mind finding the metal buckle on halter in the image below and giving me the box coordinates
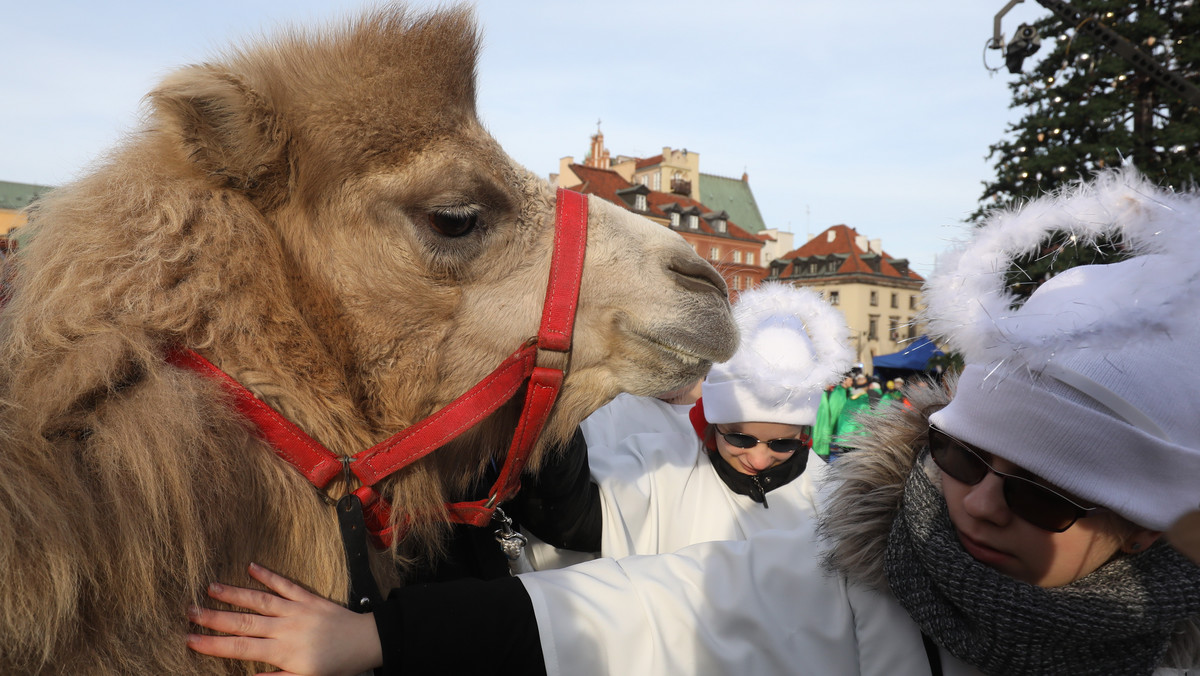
[491,506,527,561]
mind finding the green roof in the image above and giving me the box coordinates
[0,180,54,211]
[698,172,766,233]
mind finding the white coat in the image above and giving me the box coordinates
[518,393,823,570]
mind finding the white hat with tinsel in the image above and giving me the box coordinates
[925,166,1200,532]
[701,282,853,426]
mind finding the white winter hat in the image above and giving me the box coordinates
[925,167,1200,532]
[702,282,852,426]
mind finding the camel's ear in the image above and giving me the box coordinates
[150,66,290,205]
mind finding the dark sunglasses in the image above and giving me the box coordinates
[717,429,810,455]
[928,425,1097,533]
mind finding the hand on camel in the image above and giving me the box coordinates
[186,563,382,676]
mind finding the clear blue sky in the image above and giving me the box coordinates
[3,0,1055,275]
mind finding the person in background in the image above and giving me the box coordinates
[810,376,849,460]
[881,377,909,408]
[519,282,852,568]
[185,168,1200,675]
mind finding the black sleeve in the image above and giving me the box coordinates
[373,576,546,676]
[507,426,602,552]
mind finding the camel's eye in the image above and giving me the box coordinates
[426,209,479,237]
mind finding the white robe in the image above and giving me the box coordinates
[518,392,823,569]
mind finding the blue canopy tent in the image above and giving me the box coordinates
[873,335,942,380]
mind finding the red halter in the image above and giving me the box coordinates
[169,188,588,548]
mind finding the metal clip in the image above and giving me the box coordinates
[491,506,527,561]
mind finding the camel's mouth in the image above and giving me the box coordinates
[632,328,714,368]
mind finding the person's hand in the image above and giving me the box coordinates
[186,563,382,676]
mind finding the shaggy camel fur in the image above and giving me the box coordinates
[0,6,736,673]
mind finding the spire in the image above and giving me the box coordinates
[585,121,611,169]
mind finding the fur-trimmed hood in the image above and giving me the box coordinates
[817,376,1200,669]
[818,377,945,590]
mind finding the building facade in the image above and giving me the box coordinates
[555,132,768,299]
[768,224,925,372]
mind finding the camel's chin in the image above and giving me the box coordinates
[618,333,715,392]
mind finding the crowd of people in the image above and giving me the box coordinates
[185,167,1200,675]
[812,369,920,460]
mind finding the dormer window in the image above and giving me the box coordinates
[616,184,651,213]
[670,211,680,227]
[688,214,699,229]
[703,210,730,234]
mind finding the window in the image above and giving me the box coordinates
[828,290,840,306]
[870,291,879,306]
[910,295,918,310]
[716,219,727,233]
[732,250,742,264]
[868,315,879,341]
[733,275,742,290]
[890,293,899,309]
[670,212,680,227]
[652,173,661,191]
[688,214,699,229]
[889,316,900,342]
[634,194,647,211]
[747,252,755,265]
[907,321,917,340]
[709,246,721,261]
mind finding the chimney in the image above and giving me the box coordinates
[855,235,868,252]
[870,238,882,253]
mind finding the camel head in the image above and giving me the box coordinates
[143,6,736,541]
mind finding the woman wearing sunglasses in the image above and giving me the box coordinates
[516,281,853,569]
[187,169,1200,675]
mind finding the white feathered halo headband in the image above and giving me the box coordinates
[922,166,1200,373]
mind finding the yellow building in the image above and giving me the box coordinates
[768,224,926,372]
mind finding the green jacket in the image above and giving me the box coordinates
[834,391,873,450]
[811,387,847,457]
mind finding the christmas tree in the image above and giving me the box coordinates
[979,0,1199,300]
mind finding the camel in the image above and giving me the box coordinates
[0,5,736,673]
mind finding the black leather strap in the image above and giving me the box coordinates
[338,494,384,613]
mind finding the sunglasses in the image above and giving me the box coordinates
[717,429,810,455]
[927,425,1097,533]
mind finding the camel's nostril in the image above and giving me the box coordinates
[668,254,728,299]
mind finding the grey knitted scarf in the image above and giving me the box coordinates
[885,459,1200,675]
